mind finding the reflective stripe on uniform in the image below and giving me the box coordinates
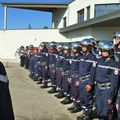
[0,75,8,83]
[70,59,79,62]
[80,59,95,63]
[98,65,120,71]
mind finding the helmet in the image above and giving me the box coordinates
[114,32,120,38]
[39,42,46,47]
[29,45,34,48]
[81,39,92,46]
[20,46,24,49]
[63,44,70,50]
[89,38,96,44]
[71,42,80,49]
[49,41,56,48]
[99,40,114,51]
[57,44,63,49]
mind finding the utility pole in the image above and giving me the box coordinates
[4,6,7,31]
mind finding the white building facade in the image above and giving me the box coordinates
[1,0,120,59]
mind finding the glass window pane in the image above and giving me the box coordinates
[95,4,120,17]
[78,9,84,23]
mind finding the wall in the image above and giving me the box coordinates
[61,26,120,42]
[66,27,92,41]
[53,9,67,28]
[0,29,68,59]
[91,26,120,40]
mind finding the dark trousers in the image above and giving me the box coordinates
[20,55,25,67]
[0,81,14,120]
[95,89,113,119]
[55,69,63,89]
[49,67,56,87]
[42,65,48,82]
[79,82,93,109]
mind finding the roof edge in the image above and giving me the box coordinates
[1,2,69,6]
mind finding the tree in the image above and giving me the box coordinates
[43,26,48,29]
[28,24,32,29]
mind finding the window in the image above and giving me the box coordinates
[95,4,120,17]
[87,6,90,20]
[78,9,84,23]
[63,17,67,27]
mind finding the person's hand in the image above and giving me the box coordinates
[68,78,72,83]
[75,81,80,87]
[108,99,112,105]
[116,104,119,111]
[52,69,55,73]
[85,84,92,92]
[62,71,64,76]
[45,66,48,70]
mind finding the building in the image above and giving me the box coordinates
[1,0,120,59]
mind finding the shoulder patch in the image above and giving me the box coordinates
[114,68,119,75]
[93,61,97,67]
[69,59,72,64]
[46,53,48,56]
[56,55,58,58]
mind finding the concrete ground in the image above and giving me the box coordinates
[4,62,83,120]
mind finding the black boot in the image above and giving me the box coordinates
[29,74,34,79]
[47,87,57,94]
[67,102,76,111]
[77,109,92,120]
[33,76,38,81]
[70,103,82,113]
[36,80,42,84]
[54,90,65,99]
[36,78,42,84]
[40,82,48,89]
[60,96,73,105]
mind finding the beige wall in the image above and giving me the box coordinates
[0,29,68,59]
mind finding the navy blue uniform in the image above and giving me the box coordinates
[0,62,14,120]
[40,50,49,83]
[114,46,120,119]
[55,52,64,89]
[33,53,43,79]
[78,52,96,110]
[91,57,119,119]
[61,53,71,95]
[29,54,35,77]
[68,53,80,101]
[49,50,58,87]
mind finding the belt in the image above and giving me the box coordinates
[96,83,111,89]
[79,75,90,82]
[64,70,69,75]
[72,74,78,78]
[41,62,46,66]
[49,64,55,68]
[56,67,63,71]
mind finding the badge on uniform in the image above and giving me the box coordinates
[69,59,72,64]
[46,53,48,56]
[114,68,119,75]
[56,55,58,58]
[93,61,97,67]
